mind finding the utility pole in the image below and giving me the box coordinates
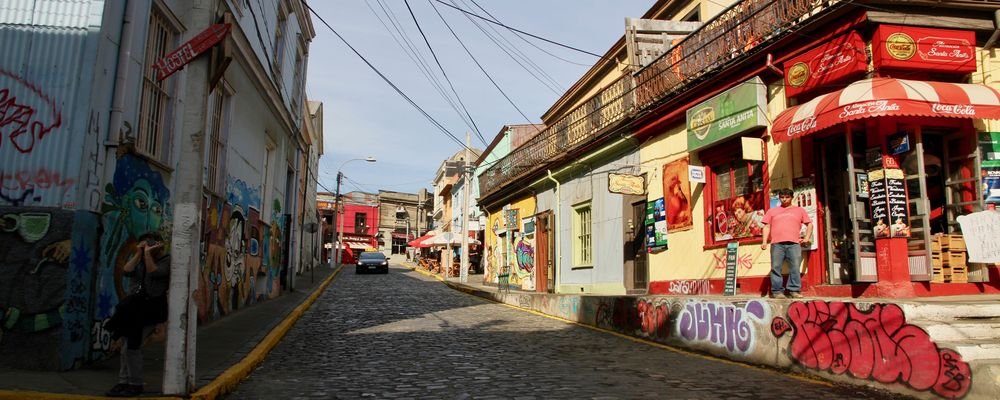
[460,132,471,283]
[333,171,343,267]
[164,0,210,394]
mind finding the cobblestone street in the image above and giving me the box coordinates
[227,265,907,399]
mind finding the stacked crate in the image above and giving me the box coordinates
[931,234,968,283]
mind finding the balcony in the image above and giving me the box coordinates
[478,0,836,200]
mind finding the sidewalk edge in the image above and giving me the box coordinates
[188,265,342,400]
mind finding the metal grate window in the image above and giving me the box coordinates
[576,205,592,266]
[204,87,229,193]
[137,8,175,162]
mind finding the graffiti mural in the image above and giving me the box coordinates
[0,68,62,154]
[195,181,289,323]
[594,297,670,340]
[0,208,74,370]
[677,300,768,353]
[511,233,535,291]
[772,301,971,398]
[93,154,170,354]
[667,279,711,295]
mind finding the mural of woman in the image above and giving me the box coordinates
[729,195,764,238]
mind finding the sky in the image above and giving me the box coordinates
[304,0,652,195]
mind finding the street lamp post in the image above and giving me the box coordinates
[333,157,376,267]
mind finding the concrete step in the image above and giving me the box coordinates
[939,339,1000,361]
[925,321,1000,341]
[897,302,1000,322]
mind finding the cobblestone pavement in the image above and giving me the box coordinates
[226,265,909,400]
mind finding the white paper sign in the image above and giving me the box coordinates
[688,165,706,183]
[957,211,1000,263]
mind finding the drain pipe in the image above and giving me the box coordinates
[546,170,561,293]
[108,0,139,144]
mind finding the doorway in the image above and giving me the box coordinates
[816,129,877,284]
[535,212,555,293]
[624,199,648,294]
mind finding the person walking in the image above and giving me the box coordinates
[760,188,812,299]
[105,233,170,397]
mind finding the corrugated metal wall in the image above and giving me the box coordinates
[0,0,100,208]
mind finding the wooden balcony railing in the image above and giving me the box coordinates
[479,0,835,199]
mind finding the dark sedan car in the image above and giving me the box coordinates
[355,251,389,274]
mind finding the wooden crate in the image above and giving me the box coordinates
[940,234,966,251]
[945,251,967,267]
[931,266,946,283]
[950,265,969,283]
[931,235,943,252]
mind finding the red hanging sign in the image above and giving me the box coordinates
[873,25,976,73]
[783,31,867,98]
[154,23,232,81]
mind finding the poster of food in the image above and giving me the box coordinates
[645,198,668,251]
[662,158,693,231]
[711,191,765,242]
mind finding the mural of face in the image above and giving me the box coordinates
[121,179,164,238]
[226,210,246,287]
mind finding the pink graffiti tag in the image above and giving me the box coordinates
[0,69,62,154]
[784,301,971,398]
[712,252,753,271]
[770,316,791,337]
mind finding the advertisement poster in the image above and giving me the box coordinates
[792,177,819,250]
[981,132,1000,204]
[663,158,693,231]
[869,169,890,238]
[645,198,668,251]
[712,192,765,242]
[885,169,911,238]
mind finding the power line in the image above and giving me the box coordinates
[427,0,543,134]
[432,0,620,62]
[402,0,486,145]
[305,2,480,153]
[467,0,592,67]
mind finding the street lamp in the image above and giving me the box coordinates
[333,156,376,267]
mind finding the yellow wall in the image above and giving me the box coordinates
[637,80,800,285]
[974,48,1000,132]
[484,196,537,290]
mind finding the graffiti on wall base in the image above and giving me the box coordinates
[678,300,767,353]
[772,301,971,398]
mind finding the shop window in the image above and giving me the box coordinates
[703,140,768,245]
[573,203,592,267]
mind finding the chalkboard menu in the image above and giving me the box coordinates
[723,242,738,296]
[885,169,911,237]
[868,168,910,239]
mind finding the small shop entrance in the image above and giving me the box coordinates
[815,129,877,284]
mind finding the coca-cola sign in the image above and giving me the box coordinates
[874,25,975,73]
[932,103,976,116]
[783,31,867,98]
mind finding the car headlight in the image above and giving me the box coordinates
[381,261,388,265]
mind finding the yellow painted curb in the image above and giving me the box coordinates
[188,265,342,400]
[402,262,445,282]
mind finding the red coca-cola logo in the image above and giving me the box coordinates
[932,103,976,116]
[787,116,817,136]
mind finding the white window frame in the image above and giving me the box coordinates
[272,3,288,84]
[573,202,593,267]
[262,139,277,221]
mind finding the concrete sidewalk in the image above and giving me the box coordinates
[0,265,341,400]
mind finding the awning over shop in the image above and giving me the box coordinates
[343,241,369,250]
[408,232,435,248]
[771,78,1000,143]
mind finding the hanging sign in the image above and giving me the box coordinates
[154,23,232,81]
[608,173,645,195]
[686,76,768,152]
[783,31,867,98]
[873,25,976,73]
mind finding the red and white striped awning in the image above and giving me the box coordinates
[771,78,1000,143]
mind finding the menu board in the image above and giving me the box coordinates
[868,169,890,239]
[868,168,910,238]
[723,242,738,296]
[885,169,910,238]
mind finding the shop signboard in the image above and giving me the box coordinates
[783,31,867,98]
[873,25,976,73]
[645,198,668,252]
[686,76,767,152]
[608,173,645,195]
[154,23,232,81]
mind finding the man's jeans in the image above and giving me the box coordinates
[770,242,802,294]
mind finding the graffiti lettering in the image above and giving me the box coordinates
[677,300,767,352]
[668,279,710,295]
[779,301,972,398]
[0,69,62,153]
[636,299,670,339]
[713,251,753,271]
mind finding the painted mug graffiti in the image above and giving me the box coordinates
[772,301,971,398]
